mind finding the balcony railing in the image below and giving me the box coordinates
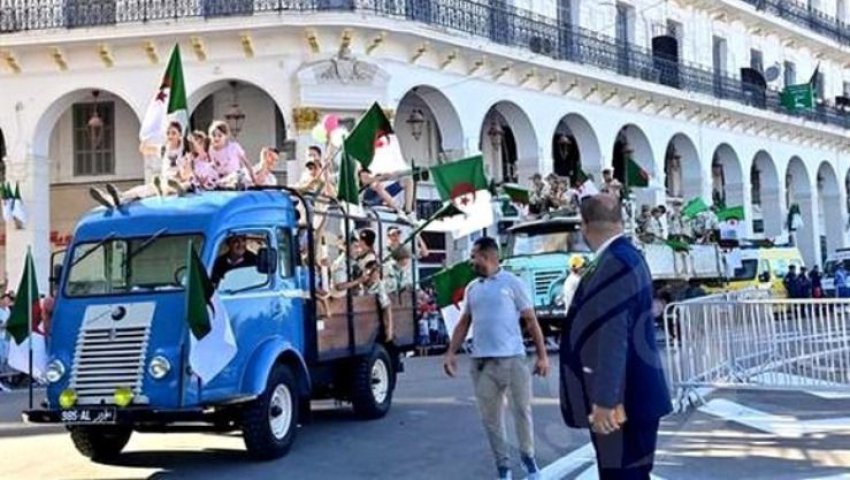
[740,0,850,45]
[2,0,849,130]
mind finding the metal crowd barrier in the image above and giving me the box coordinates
[664,293,850,411]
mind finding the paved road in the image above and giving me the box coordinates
[1,355,849,479]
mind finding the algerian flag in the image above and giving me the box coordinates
[1,183,10,222]
[10,182,25,226]
[185,243,237,384]
[787,203,804,231]
[139,45,188,145]
[337,152,360,206]
[426,155,494,237]
[717,205,745,244]
[682,197,709,219]
[7,250,47,380]
[625,155,650,188]
[344,102,404,174]
[502,183,530,205]
[432,262,476,341]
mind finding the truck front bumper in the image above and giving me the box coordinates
[24,406,209,426]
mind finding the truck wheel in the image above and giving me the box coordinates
[351,345,395,420]
[242,364,299,460]
[69,426,132,461]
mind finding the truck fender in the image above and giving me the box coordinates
[241,338,311,398]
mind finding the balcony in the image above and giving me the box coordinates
[737,0,850,45]
[1,0,849,130]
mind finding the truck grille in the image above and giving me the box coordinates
[533,270,563,298]
[69,326,150,405]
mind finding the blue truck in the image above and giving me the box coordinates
[24,188,417,461]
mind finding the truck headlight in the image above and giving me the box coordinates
[148,356,171,380]
[45,360,66,384]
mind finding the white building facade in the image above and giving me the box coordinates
[2,0,850,282]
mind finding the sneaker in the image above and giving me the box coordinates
[497,467,512,480]
[104,183,122,207]
[88,188,114,209]
[521,455,540,479]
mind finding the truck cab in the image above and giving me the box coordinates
[25,189,417,461]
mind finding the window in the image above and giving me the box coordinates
[65,234,203,297]
[73,101,115,176]
[750,49,763,72]
[214,232,271,293]
[731,259,758,281]
[784,61,796,86]
[277,228,294,278]
[712,36,727,75]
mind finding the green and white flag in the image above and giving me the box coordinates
[344,102,408,175]
[185,244,236,384]
[7,250,47,380]
[717,205,745,244]
[10,182,25,226]
[140,45,188,145]
[426,155,494,237]
[432,261,476,342]
[780,64,819,113]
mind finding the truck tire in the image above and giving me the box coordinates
[242,364,299,460]
[351,345,395,420]
[69,426,132,461]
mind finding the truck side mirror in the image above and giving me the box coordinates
[257,248,278,275]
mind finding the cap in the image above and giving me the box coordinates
[569,255,585,269]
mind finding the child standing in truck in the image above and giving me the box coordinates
[362,260,393,342]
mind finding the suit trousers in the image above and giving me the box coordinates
[590,419,660,480]
[470,355,535,469]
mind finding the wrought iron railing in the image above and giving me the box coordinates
[740,0,850,45]
[1,0,849,130]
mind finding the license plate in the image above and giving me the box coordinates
[60,408,117,425]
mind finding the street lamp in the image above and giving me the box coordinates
[87,90,104,147]
[224,81,246,138]
[406,109,426,142]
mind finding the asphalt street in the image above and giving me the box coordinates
[1,355,849,479]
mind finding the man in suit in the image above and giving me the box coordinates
[559,194,672,479]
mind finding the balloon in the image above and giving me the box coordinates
[330,127,349,149]
[323,114,340,133]
[311,123,328,144]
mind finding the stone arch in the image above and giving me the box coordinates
[786,156,816,265]
[187,79,287,165]
[752,151,783,238]
[663,133,701,201]
[395,85,464,167]
[817,162,842,263]
[612,124,655,183]
[711,143,745,208]
[479,101,539,183]
[552,112,601,186]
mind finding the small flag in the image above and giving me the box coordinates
[185,244,237,383]
[625,156,649,188]
[139,45,188,145]
[425,191,495,237]
[337,152,360,206]
[426,156,494,237]
[682,197,709,219]
[7,251,47,380]
[432,261,476,309]
[502,183,530,205]
[717,205,745,245]
[343,102,396,172]
[780,64,818,113]
[10,182,25,226]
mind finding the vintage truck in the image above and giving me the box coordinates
[24,188,417,461]
[502,213,729,336]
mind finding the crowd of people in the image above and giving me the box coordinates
[784,264,824,299]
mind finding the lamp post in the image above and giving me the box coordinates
[224,81,246,138]
[87,90,104,147]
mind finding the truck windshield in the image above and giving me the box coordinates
[510,231,591,257]
[65,234,204,297]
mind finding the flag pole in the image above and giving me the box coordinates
[26,247,33,410]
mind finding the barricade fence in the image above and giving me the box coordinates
[664,293,850,410]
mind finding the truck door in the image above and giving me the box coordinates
[200,230,277,401]
[275,227,304,355]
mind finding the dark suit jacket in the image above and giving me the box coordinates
[559,236,672,428]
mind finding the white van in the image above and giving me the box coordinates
[821,248,850,297]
